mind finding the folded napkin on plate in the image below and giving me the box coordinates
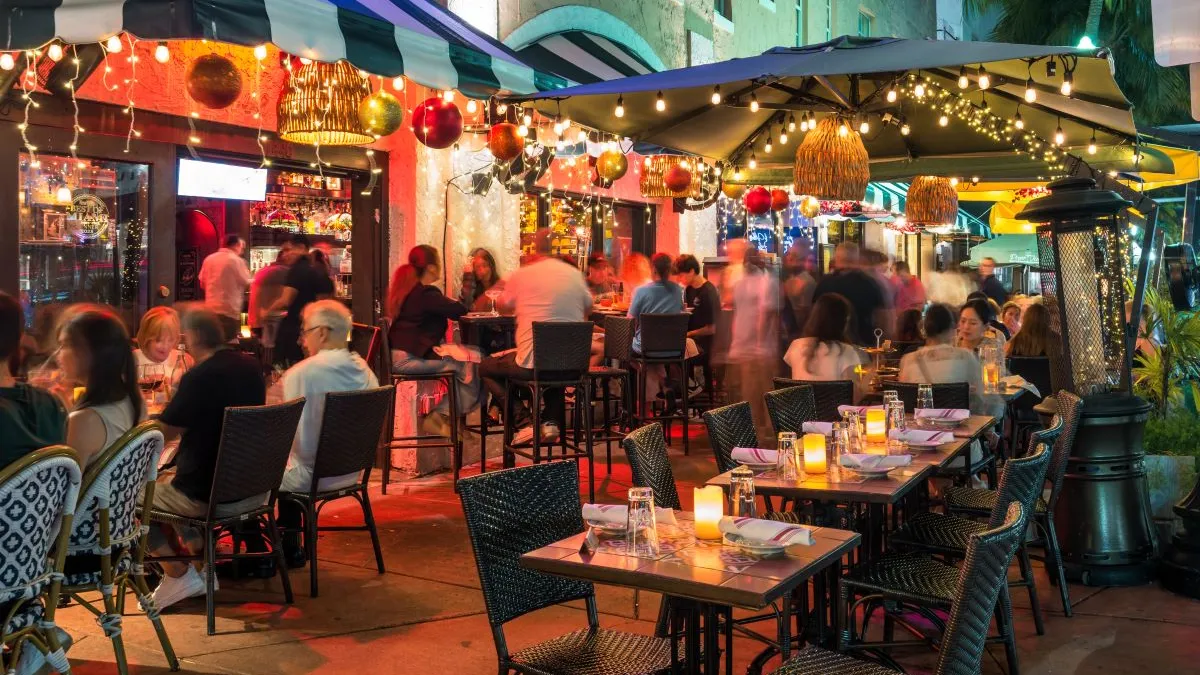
[888,428,955,445]
[802,421,833,435]
[1000,375,1040,398]
[840,454,912,469]
[914,408,970,421]
[731,447,778,465]
[582,503,677,526]
[837,404,885,416]
[718,516,813,546]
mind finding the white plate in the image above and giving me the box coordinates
[841,465,898,478]
[900,437,950,448]
[916,417,961,430]
[723,533,787,556]
[586,520,627,534]
[738,461,775,472]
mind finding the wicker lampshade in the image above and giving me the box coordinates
[905,176,959,227]
[792,116,869,200]
[640,155,702,198]
[278,60,374,146]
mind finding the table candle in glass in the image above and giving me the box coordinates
[865,409,887,443]
[693,486,724,540]
[802,433,827,474]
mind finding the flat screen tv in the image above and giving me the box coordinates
[177,158,268,201]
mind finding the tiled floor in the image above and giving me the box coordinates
[50,430,1200,673]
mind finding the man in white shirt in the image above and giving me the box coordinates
[481,229,592,443]
[277,299,378,567]
[198,234,253,342]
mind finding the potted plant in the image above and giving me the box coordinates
[1143,412,1200,534]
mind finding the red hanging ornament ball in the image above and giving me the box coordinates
[487,123,524,161]
[770,189,790,211]
[744,186,772,215]
[411,96,463,149]
[186,54,242,110]
[663,165,692,193]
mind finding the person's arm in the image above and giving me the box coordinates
[238,257,253,286]
[420,286,469,319]
[268,286,297,315]
[66,408,107,467]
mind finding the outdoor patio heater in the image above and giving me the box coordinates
[1020,177,1158,586]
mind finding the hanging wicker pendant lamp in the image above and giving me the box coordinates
[278,60,374,146]
[640,155,702,198]
[905,175,959,227]
[792,116,870,200]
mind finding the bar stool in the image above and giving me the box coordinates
[587,316,633,474]
[502,321,596,502]
[630,313,692,455]
[378,319,463,494]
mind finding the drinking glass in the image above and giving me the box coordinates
[979,345,1001,393]
[729,466,756,518]
[841,410,862,449]
[625,487,660,558]
[484,288,502,316]
[830,421,849,479]
[886,399,907,453]
[882,390,898,406]
[916,384,935,412]
[776,432,801,481]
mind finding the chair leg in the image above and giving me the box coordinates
[680,361,690,455]
[101,581,130,675]
[307,502,320,597]
[362,490,386,574]
[204,529,217,635]
[583,386,595,504]
[602,378,612,475]
[1043,516,1073,616]
[531,386,542,464]
[479,389,489,476]
[449,374,462,488]
[266,511,294,605]
[129,570,180,670]
[996,586,1020,675]
[1018,543,1044,635]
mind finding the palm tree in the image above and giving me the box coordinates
[964,0,1191,125]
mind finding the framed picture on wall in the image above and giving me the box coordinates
[42,211,66,241]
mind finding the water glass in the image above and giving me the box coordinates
[916,384,935,412]
[624,487,660,558]
[729,466,756,518]
[776,432,801,481]
[882,390,898,407]
[979,345,1001,393]
[886,399,907,453]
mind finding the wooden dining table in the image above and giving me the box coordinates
[520,512,860,674]
[706,415,995,559]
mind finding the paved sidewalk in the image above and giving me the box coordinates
[53,433,1200,674]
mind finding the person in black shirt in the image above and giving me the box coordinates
[811,243,890,347]
[271,234,334,367]
[978,257,1009,308]
[674,254,719,355]
[388,245,477,436]
[0,291,66,470]
[148,309,266,610]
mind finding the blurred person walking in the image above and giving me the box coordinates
[726,246,780,444]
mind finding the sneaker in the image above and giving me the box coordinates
[148,566,207,612]
[513,425,535,445]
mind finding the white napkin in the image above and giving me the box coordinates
[1000,375,1040,398]
[731,447,778,465]
[840,453,912,469]
[888,428,955,445]
[718,516,814,546]
[802,421,834,435]
[582,503,677,526]
[837,404,885,416]
[914,408,970,421]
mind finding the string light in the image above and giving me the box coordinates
[614,95,624,118]
[711,85,721,105]
[900,123,911,135]
[1088,131,1097,155]
[1060,70,1073,96]
[779,129,788,144]
[886,85,898,103]
[800,113,810,132]
[749,92,759,113]
[1024,77,1037,103]
[938,113,949,127]
[958,66,969,89]
[517,124,528,137]
[105,34,122,53]
[949,177,959,187]
[914,81,926,97]
[838,119,849,136]
[764,135,773,153]
[154,41,170,64]
[1014,111,1025,129]
[655,90,666,112]
[522,112,532,126]
[787,113,796,132]
[977,65,990,89]
[0,53,13,70]
[466,98,478,113]
[1054,120,1065,146]
[748,153,757,169]
[859,117,870,134]
[443,90,455,103]
[47,43,63,62]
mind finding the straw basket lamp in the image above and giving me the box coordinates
[905,175,959,227]
[641,155,703,198]
[278,60,374,146]
[792,116,870,200]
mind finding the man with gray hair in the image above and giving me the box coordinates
[276,300,378,566]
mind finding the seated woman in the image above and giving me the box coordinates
[782,293,866,397]
[388,245,478,436]
[59,309,145,467]
[1000,301,1023,338]
[133,306,193,392]
[459,248,504,313]
[0,292,67,471]
[892,307,924,358]
[957,297,1007,355]
[1007,302,1057,358]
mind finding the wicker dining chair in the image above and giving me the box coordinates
[350,322,383,380]
[0,446,81,675]
[774,502,1027,675]
[839,445,1050,674]
[763,385,818,437]
[889,381,971,413]
[146,399,303,635]
[458,461,676,674]
[64,422,178,674]
[621,423,683,511]
[587,315,634,475]
[888,425,1057,636]
[773,378,853,422]
[702,401,759,475]
[945,390,1083,616]
[630,313,693,454]
[279,386,393,597]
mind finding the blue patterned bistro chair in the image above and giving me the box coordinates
[63,421,179,674]
[0,446,82,675]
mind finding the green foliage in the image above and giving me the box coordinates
[1144,410,1200,458]
[1131,284,1200,414]
[963,0,1192,125]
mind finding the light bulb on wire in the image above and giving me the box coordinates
[938,114,949,127]
[614,96,624,118]
[787,113,796,132]
[392,76,405,91]
[764,136,773,154]
[779,129,788,144]
[1088,131,1097,155]
[1024,78,1037,103]
[0,53,14,71]
[900,123,911,136]
[711,86,721,105]
[859,118,870,134]
[748,154,757,170]
[1060,71,1073,96]
[886,86,898,103]
[957,66,969,89]
[47,43,63,62]
[517,124,528,137]
[466,99,478,114]
[154,42,170,64]
[655,91,666,112]
[977,65,990,89]
[749,93,759,113]
[838,119,849,136]
[1054,121,1065,146]
[105,34,122,53]
[1014,112,1025,130]
[254,44,268,60]
[914,82,926,97]
[522,112,532,126]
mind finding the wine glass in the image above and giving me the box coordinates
[484,288,502,316]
